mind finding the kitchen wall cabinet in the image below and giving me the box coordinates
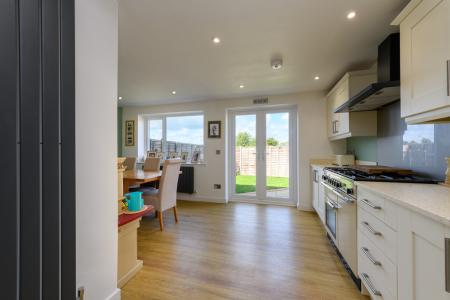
[327,70,378,140]
[392,0,450,124]
[311,165,325,223]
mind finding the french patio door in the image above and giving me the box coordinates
[229,106,297,205]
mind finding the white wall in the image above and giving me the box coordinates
[76,0,120,299]
[122,92,345,210]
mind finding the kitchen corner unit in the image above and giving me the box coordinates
[327,70,378,140]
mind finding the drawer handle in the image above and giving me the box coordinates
[447,60,450,97]
[361,221,382,236]
[361,247,382,266]
[446,238,450,293]
[361,198,382,210]
[361,273,382,297]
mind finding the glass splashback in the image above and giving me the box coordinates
[377,101,450,180]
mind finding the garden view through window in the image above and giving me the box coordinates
[235,112,289,198]
[146,114,204,162]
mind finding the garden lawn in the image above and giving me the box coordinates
[235,175,288,194]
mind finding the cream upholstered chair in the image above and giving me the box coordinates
[142,159,181,231]
[123,157,137,171]
[143,157,161,171]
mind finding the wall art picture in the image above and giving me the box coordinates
[125,120,135,146]
[208,121,221,138]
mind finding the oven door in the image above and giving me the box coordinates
[325,196,338,240]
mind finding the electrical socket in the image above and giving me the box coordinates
[214,184,221,189]
[216,150,221,155]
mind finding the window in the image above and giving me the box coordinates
[144,113,204,162]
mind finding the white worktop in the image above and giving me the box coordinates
[356,181,450,226]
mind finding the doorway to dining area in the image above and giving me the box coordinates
[228,106,297,206]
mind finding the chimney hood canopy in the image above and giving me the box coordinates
[335,33,400,113]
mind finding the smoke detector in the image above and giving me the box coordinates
[271,58,283,70]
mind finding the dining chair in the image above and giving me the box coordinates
[123,157,137,171]
[141,159,182,231]
[143,157,161,171]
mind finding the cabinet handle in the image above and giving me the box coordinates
[446,238,450,293]
[447,60,450,97]
[361,273,382,297]
[361,198,382,210]
[361,247,382,266]
[361,221,382,236]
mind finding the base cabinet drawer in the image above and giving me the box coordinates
[358,188,398,229]
[358,231,397,298]
[358,206,397,263]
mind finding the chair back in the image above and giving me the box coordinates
[159,159,182,211]
[123,157,137,171]
[143,157,161,171]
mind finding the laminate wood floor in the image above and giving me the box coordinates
[121,201,369,300]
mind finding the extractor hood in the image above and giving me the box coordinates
[335,33,400,113]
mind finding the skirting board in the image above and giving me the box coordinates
[177,193,226,203]
[117,260,143,288]
[105,288,121,300]
[229,198,297,207]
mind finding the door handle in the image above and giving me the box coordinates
[447,60,450,97]
[445,238,450,293]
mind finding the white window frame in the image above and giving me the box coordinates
[143,111,205,161]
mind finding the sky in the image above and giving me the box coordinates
[148,115,204,145]
[403,124,435,143]
[236,112,289,143]
[148,112,289,146]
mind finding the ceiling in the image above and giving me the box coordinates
[118,0,408,106]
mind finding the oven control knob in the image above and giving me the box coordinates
[347,188,353,194]
[336,182,342,188]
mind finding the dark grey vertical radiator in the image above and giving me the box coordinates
[0,0,76,299]
[177,166,195,194]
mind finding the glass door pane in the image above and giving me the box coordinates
[235,114,257,196]
[265,112,290,199]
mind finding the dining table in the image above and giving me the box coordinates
[122,169,162,193]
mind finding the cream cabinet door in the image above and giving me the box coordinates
[311,168,319,211]
[400,0,450,118]
[397,207,450,300]
[317,168,326,223]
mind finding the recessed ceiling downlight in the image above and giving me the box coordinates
[118,96,123,100]
[239,84,245,89]
[212,37,221,44]
[271,58,283,70]
[171,91,177,95]
[347,11,356,19]
[314,76,320,80]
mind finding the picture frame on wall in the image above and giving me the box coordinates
[125,120,135,146]
[208,121,221,138]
